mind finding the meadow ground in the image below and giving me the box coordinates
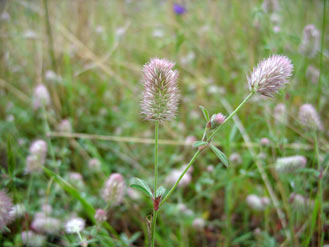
[0,0,328,246]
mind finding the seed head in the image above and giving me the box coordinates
[299,24,320,58]
[141,58,180,122]
[298,104,323,130]
[248,55,293,97]
[0,190,13,230]
[275,155,307,174]
[33,84,51,109]
[102,173,126,206]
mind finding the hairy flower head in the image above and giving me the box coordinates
[141,58,179,122]
[298,104,323,130]
[299,24,320,58]
[248,55,293,97]
[102,173,126,206]
[275,155,307,174]
[0,190,13,230]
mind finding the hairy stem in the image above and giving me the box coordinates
[151,121,159,247]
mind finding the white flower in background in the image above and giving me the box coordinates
[96,25,104,34]
[0,12,10,21]
[94,209,107,223]
[165,167,191,188]
[9,204,26,219]
[229,153,242,165]
[88,158,101,170]
[177,203,193,216]
[127,188,141,201]
[31,213,61,235]
[0,190,13,230]
[192,217,206,230]
[246,194,270,211]
[23,30,37,39]
[180,51,195,65]
[45,70,62,83]
[152,28,164,38]
[57,119,72,133]
[273,103,287,124]
[26,140,48,174]
[299,24,320,58]
[185,136,197,146]
[306,66,319,84]
[21,231,46,247]
[298,104,323,130]
[275,155,307,174]
[65,217,85,233]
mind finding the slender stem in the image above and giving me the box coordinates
[317,0,327,110]
[207,92,254,141]
[159,92,255,210]
[154,121,159,196]
[151,210,158,247]
[159,149,201,209]
[151,121,159,247]
[43,0,57,71]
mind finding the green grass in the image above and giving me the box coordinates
[0,0,328,246]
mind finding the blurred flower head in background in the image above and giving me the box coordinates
[173,3,186,15]
[299,24,320,58]
[0,190,13,230]
[298,104,323,130]
[102,173,126,206]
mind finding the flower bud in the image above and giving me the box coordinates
[209,113,225,129]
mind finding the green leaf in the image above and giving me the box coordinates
[130,178,153,198]
[193,141,208,148]
[199,105,210,122]
[156,186,166,198]
[210,144,229,167]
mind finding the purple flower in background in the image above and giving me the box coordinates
[173,3,186,15]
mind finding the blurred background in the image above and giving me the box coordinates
[0,0,328,246]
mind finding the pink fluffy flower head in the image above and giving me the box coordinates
[102,173,126,206]
[298,104,323,130]
[141,58,180,122]
[299,24,320,58]
[248,55,293,97]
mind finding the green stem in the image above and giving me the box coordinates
[151,121,159,247]
[151,210,158,247]
[154,121,159,196]
[317,0,327,110]
[207,92,254,141]
[159,92,254,210]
